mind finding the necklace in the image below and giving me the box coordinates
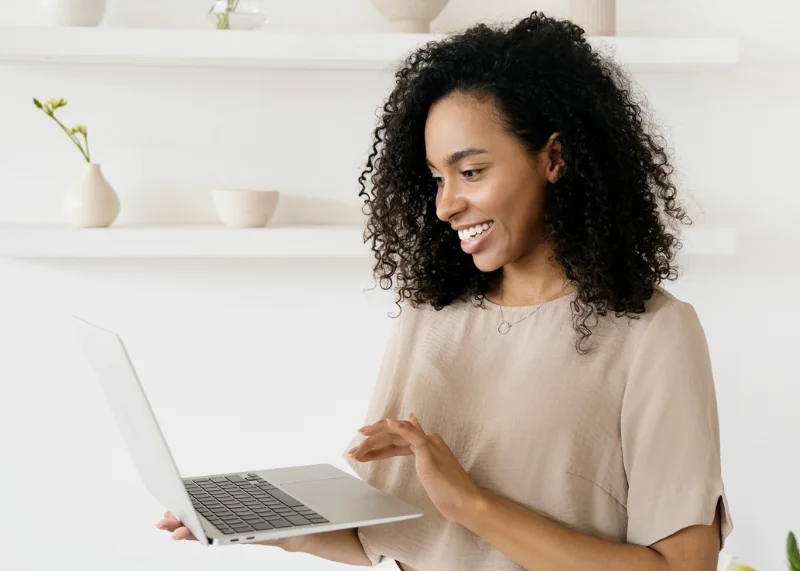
[496,281,567,335]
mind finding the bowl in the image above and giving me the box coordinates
[212,189,279,228]
[370,0,450,33]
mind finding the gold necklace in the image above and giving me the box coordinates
[497,282,567,335]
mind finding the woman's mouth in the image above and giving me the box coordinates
[457,221,494,254]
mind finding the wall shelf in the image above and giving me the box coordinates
[0,28,739,72]
[0,223,736,258]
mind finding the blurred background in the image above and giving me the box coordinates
[0,1,797,570]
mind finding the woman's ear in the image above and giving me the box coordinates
[545,132,565,183]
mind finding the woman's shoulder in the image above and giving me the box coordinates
[612,287,708,358]
[640,286,703,329]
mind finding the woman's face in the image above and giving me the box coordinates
[425,92,563,273]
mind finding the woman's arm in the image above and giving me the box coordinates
[158,513,374,566]
[455,489,721,571]
[279,528,374,566]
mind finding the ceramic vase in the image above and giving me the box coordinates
[64,163,120,228]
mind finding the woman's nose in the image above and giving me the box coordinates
[435,181,467,223]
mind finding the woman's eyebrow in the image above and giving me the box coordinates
[426,148,490,168]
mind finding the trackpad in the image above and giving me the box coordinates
[281,477,414,523]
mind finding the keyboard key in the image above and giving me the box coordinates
[220,528,235,535]
[226,475,246,482]
[262,514,286,521]
[267,518,292,528]
[252,521,274,531]
[307,517,329,524]
[231,524,253,532]
[285,515,311,526]
[266,489,304,508]
[211,477,228,483]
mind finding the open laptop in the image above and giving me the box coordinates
[72,316,423,546]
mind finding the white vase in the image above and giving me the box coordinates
[569,0,615,36]
[64,163,120,228]
[40,0,106,27]
[370,0,450,33]
[212,189,279,228]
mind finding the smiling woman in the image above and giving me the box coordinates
[341,10,733,571]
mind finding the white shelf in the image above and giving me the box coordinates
[0,224,369,258]
[0,28,739,71]
[0,223,736,258]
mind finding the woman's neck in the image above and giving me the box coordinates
[487,242,576,306]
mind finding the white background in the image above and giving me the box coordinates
[0,1,798,570]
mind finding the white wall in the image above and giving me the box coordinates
[0,1,798,570]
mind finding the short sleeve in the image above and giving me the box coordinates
[621,301,733,547]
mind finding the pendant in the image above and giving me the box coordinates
[498,321,512,335]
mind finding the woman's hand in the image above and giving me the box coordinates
[155,512,293,548]
[348,413,485,522]
[156,512,197,540]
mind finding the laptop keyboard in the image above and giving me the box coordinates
[183,473,329,535]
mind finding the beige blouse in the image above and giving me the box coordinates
[343,287,733,570]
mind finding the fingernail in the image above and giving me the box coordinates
[358,427,367,433]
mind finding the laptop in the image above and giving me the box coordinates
[72,316,423,546]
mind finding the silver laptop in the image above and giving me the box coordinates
[73,316,423,546]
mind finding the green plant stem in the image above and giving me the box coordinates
[81,131,91,162]
[47,113,89,162]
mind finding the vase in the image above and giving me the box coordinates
[212,189,279,228]
[370,0,450,33]
[208,0,268,30]
[64,163,120,228]
[40,0,107,27]
[569,0,615,36]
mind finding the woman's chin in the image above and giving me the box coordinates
[471,251,504,273]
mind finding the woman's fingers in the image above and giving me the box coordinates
[156,512,196,540]
[171,526,196,541]
[156,518,183,532]
[349,432,407,456]
[355,444,413,462]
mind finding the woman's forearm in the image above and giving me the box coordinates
[456,490,667,571]
[277,528,374,566]
[455,488,720,571]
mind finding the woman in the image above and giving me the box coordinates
[158,12,733,570]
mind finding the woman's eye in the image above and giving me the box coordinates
[432,176,444,186]
[461,169,482,179]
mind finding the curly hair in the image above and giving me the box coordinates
[358,11,690,353]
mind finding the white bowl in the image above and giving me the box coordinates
[212,189,279,228]
[370,0,450,33]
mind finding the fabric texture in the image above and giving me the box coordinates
[343,287,733,570]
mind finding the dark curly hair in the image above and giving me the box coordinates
[358,11,690,353]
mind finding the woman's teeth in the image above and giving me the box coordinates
[458,222,493,241]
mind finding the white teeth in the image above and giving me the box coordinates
[457,221,493,241]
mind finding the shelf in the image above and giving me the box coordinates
[0,28,739,71]
[0,224,368,258]
[0,223,736,258]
